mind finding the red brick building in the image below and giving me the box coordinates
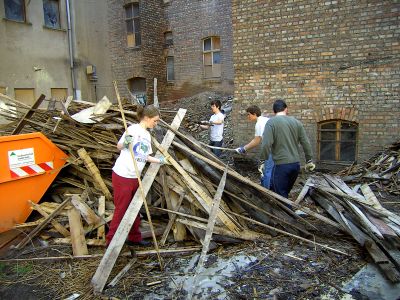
[231,0,400,165]
[108,0,234,103]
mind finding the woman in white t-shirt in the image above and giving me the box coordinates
[200,100,225,157]
[106,105,168,247]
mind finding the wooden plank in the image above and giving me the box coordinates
[78,147,113,201]
[29,201,70,237]
[15,198,70,249]
[107,258,138,287]
[152,138,241,234]
[12,94,46,134]
[91,108,187,293]
[68,207,88,256]
[53,238,106,246]
[171,141,342,230]
[294,178,311,204]
[70,194,101,226]
[160,192,185,246]
[188,166,228,299]
[97,196,106,240]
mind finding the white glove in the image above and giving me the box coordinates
[258,161,265,175]
[305,160,316,171]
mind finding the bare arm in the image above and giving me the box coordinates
[147,155,162,164]
[243,136,262,152]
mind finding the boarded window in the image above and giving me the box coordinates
[166,56,175,81]
[43,0,61,29]
[15,88,35,106]
[51,88,67,101]
[318,120,358,162]
[203,36,221,78]
[4,0,25,22]
[125,3,141,47]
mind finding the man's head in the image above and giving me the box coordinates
[210,100,222,113]
[246,105,261,121]
[273,99,287,114]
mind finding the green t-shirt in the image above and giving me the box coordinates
[260,115,313,165]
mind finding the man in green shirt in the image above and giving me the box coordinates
[260,99,315,199]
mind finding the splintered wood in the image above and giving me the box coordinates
[2,94,400,288]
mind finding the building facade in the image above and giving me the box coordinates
[0,0,113,110]
[232,0,400,164]
[108,0,234,104]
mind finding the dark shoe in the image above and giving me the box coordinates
[126,240,152,247]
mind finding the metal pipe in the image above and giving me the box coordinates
[66,0,77,99]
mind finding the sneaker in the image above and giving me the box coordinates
[126,240,152,247]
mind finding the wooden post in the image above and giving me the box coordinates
[68,207,88,256]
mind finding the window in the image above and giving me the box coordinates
[166,57,175,81]
[43,0,60,29]
[14,88,35,106]
[125,3,141,47]
[51,88,67,101]
[203,36,221,78]
[318,120,358,162]
[4,0,25,22]
[127,77,146,105]
[164,31,173,47]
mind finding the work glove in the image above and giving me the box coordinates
[258,161,265,175]
[235,146,246,154]
[159,155,172,165]
[200,120,213,126]
[123,134,133,149]
[305,160,316,171]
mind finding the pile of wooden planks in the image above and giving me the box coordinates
[301,174,400,282]
[337,140,400,195]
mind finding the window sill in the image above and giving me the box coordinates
[125,46,141,52]
[3,18,32,26]
[167,80,175,85]
[203,77,222,82]
[43,25,66,32]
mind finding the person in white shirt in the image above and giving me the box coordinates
[235,105,274,189]
[106,105,169,247]
[200,100,225,157]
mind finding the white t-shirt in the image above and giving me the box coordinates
[255,116,269,137]
[112,124,153,178]
[209,112,225,142]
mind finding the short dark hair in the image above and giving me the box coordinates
[273,99,287,113]
[210,100,222,109]
[137,105,160,120]
[246,105,261,117]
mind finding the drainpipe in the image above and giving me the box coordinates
[66,0,77,99]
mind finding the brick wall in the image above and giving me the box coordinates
[108,0,166,103]
[232,0,400,163]
[161,0,234,100]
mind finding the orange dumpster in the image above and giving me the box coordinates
[0,132,68,233]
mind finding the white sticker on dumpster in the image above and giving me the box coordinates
[8,148,35,168]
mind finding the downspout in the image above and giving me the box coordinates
[66,0,77,99]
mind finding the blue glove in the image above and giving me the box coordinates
[159,155,171,165]
[235,146,246,154]
[123,134,133,149]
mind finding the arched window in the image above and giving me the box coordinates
[127,77,146,105]
[318,120,358,162]
[203,36,221,78]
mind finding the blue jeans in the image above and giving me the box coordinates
[261,155,274,189]
[270,162,300,199]
[210,140,223,157]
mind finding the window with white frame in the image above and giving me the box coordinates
[4,0,26,22]
[203,36,221,78]
[125,3,141,47]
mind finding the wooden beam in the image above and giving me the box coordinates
[70,194,102,226]
[12,94,46,134]
[91,108,187,293]
[68,207,88,256]
[97,196,106,240]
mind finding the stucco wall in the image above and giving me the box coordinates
[232,0,400,163]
